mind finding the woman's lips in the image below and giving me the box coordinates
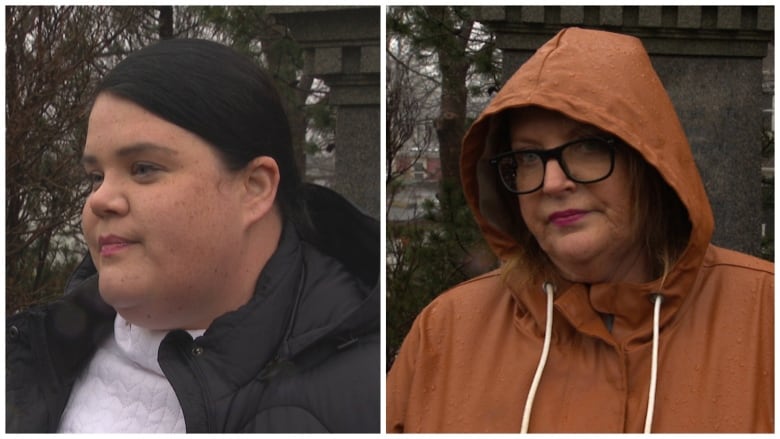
[98,235,135,257]
[548,209,588,226]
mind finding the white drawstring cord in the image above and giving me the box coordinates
[521,282,555,433]
[643,293,663,433]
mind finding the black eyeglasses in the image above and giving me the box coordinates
[489,137,617,194]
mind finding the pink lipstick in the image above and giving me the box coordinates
[549,209,588,227]
[98,235,134,257]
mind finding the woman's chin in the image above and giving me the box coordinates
[98,279,143,310]
[546,244,606,282]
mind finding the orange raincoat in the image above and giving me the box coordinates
[387,27,773,433]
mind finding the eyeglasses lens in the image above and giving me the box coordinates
[498,139,614,194]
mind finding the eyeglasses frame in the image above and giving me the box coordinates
[489,136,618,195]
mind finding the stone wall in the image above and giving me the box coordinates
[268,6,380,218]
[476,5,774,257]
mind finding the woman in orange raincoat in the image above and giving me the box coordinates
[387,27,773,433]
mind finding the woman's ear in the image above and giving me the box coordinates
[241,156,280,226]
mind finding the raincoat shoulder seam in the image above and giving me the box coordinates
[700,260,773,275]
[428,269,503,305]
[701,246,773,274]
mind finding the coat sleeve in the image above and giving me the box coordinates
[386,312,425,433]
[755,269,774,432]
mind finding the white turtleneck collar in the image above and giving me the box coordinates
[58,314,205,433]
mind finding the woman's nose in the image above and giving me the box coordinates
[541,159,576,194]
[87,176,129,218]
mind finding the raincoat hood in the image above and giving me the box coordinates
[462,27,713,268]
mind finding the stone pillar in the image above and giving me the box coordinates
[476,6,774,257]
[268,6,380,218]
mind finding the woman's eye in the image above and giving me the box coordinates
[517,152,541,167]
[131,162,160,178]
[87,172,103,191]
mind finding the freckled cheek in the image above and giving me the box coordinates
[150,190,233,267]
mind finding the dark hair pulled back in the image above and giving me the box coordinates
[94,38,302,222]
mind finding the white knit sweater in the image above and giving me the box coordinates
[58,315,205,433]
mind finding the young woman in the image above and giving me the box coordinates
[7,38,379,433]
